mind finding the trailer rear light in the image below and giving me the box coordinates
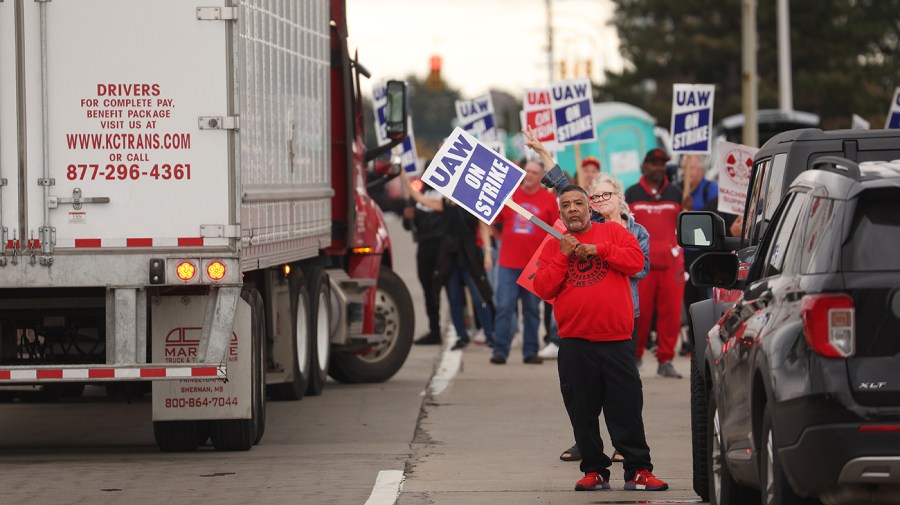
[176,261,196,281]
[283,264,291,276]
[207,261,226,281]
[801,293,855,358]
[352,247,374,255]
[859,425,900,432]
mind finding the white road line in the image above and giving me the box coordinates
[428,337,463,396]
[364,470,404,505]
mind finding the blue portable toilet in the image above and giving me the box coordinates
[556,102,658,189]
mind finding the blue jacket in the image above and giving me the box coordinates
[542,165,650,317]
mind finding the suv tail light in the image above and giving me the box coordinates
[801,293,855,358]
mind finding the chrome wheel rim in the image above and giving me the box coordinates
[360,287,399,363]
[296,293,309,375]
[712,407,723,504]
[315,290,329,369]
[765,429,775,504]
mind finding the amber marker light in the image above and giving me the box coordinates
[176,261,196,281]
[283,264,291,276]
[352,247,374,255]
[207,261,226,281]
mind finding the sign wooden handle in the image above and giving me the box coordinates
[505,200,563,240]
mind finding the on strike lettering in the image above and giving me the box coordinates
[473,159,510,217]
[675,90,712,107]
[427,135,474,187]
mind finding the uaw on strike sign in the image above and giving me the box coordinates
[551,78,596,146]
[523,87,558,151]
[671,84,715,154]
[422,127,524,225]
[455,94,497,139]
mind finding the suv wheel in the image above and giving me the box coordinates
[690,351,710,500]
[760,404,817,505]
[709,393,757,505]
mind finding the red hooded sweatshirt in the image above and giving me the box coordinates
[533,222,643,342]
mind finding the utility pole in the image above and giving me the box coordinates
[777,0,793,111]
[742,0,758,147]
[546,0,554,84]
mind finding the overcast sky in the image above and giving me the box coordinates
[346,0,622,99]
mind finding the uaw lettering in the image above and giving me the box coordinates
[670,84,715,153]
[422,127,525,225]
[550,78,596,145]
[885,87,900,129]
[456,95,496,138]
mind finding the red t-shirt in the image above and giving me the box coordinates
[533,223,643,342]
[493,187,559,269]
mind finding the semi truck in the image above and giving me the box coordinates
[0,0,414,451]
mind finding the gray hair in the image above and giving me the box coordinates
[589,173,633,219]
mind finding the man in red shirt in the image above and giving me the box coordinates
[534,185,668,492]
[487,160,558,364]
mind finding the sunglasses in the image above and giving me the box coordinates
[589,192,614,203]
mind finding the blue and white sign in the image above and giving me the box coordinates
[422,127,524,225]
[885,87,900,129]
[372,81,390,146]
[395,118,419,173]
[551,78,596,146]
[852,114,870,130]
[455,94,497,139]
[671,83,715,154]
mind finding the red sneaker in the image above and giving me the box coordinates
[624,469,668,490]
[575,472,610,491]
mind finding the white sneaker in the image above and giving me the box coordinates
[538,342,559,359]
[472,329,487,345]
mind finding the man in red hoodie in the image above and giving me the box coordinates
[534,185,668,492]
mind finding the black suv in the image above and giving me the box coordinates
[680,157,900,505]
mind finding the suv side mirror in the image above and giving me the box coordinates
[689,252,742,289]
[384,80,408,139]
[678,211,726,250]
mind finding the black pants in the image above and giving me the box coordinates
[558,338,652,481]
[417,238,442,339]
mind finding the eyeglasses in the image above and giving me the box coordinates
[589,192,614,203]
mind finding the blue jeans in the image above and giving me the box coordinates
[493,266,540,358]
[445,262,494,341]
[545,303,560,345]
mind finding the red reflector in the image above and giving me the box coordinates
[859,425,900,432]
[0,371,10,380]
[37,369,63,379]
[88,369,116,379]
[140,368,167,378]
[178,237,204,247]
[191,367,219,377]
[75,238,102,248]
[127,238,153,247]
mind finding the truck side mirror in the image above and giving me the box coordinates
[689,252,742,289]
[384,80,407,140]
[678,211,725,249]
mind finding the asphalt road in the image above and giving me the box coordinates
[0,213,699,505]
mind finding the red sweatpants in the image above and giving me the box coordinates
[635,263,685,364]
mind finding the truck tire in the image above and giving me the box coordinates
[691,351,710,501]
[708,393,758,505]
[328,267,413,384]
[154,420,208,452]
[267,271,311,401]
[305,267,331,396]
[210,289,266,451]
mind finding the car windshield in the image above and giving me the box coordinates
[842,189,900,272]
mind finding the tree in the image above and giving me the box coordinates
[600,0,900,130]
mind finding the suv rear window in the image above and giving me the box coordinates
[842,189,900,271]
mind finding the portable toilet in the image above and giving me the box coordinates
[556,102,658,189]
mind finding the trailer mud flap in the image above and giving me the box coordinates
[152,295,251,421]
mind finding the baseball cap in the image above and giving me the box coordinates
[643,148,670,163]
[581,156,601,169]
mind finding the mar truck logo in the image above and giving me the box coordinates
[164,327,238,363]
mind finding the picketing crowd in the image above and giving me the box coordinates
[398,131,738,492]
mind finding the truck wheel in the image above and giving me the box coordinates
[210,289,266,451]
[760,404,810,505]
[154,421,206,452]
[328,267,413,384]
[708,393,757,505]
[305,267,331,396]
[267,271,311,401]
[690,351,710,501]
